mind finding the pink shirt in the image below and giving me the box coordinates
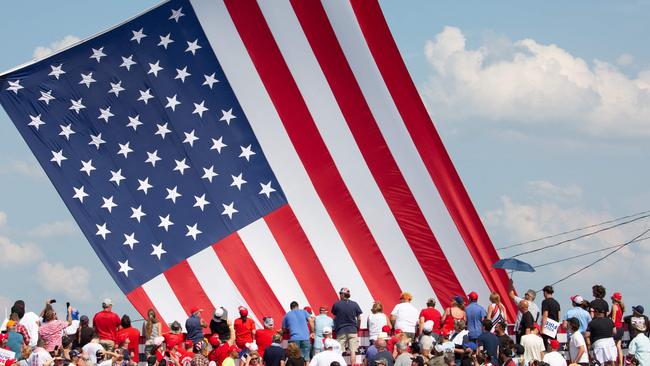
[38,320,69,352]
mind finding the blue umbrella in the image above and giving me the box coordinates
[493,258,535,272]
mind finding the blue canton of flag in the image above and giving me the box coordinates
[0,0,286,294]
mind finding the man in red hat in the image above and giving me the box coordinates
[465,292,486,342]
[542,339,565,366]
[234,307,256,349]
[186,307,207,344]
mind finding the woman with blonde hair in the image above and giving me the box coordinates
[367,301,390,344]
[142,309,162,355]
[285,342,305,366]
[486,292,507,333]
[441,296,466,335]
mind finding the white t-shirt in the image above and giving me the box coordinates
[27,347,52,366]
[391,302,419,333]
[367,313,388,340]
[569,332,589,363]
[521,334,544,365]
[542,351,566,366]
[83,342,105,364]
[20,312,41,348]
[309,350,347,366]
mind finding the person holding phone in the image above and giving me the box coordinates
[38,302,72,355]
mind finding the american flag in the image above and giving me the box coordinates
[0,0,513,328]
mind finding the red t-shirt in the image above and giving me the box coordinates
[117,327,141,362]
[419,308,442,334]
[254,329,275,357]
[215,343,231,366]
[93,310,120,342]
[163,332,185,347]
[234,318,255,348]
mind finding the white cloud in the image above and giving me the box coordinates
[37,261,91,301]
[29,220,78,238]
[0,211,7,227]
[9,160,46,180]
[527,180,582,200]
[422,26,650,137]
[0,236,43,265]
[617,53,635,67]
[33,35,80,59]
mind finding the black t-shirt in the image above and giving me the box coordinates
[519,311,534,336]
[286,357,304,366]
[587,317,614,343]
[590,299,609,314]
[541,298,561,321]
[498,334,511,352]
[477,331,500,366]
[210,319,231,342]
[263,345,285,366]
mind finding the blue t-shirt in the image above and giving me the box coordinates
[465,302,487,339]
[563,306,592,334]
[7,331,24,360]
[185,314,204,343]
[282,309,310,341]
[263,344,285,366]
[331,299,362,334]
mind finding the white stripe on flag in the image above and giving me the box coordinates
[238,218,310,309]
[190,0,375,310]
[186,246,261,327]
[322,0,492,300]
[257,0,438,309]
[142,274,188,330]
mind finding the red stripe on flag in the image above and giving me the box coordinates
[127,287,170,332]
[224,0,402,307]
[289,0,466,306]
[164,260,215,326]
[349,0,515,318]
[264,205,338,309]
[213,233,286,325]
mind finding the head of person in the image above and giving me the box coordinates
[396,341,408,354]
[117,333,130,348]
[184,340,194,351]
[239,306,249,319]
[568,318,580,333]
[633,305,645,316]
[592,285,606,299]
[529,324,540,335]
[454,320,466,332]
[323,338,338,351]
[148,309,157,321]
[426,298,436,308]
[304,306,313,315]
[467,292,478,303]
[489,292,500,305]
[549,340,560,352]
[375,334,388,349]
[102,298,113,310]
[287,342,301,358]
[5,320,15,332]
[525,289,536,301]
[482,319,492,332]
[79,315,89,327]
[209,334,221,348]
[190,307,203,318]
[290,301,299,310]
[272,333,282,344]
[570,295,584,307]
[376,359,389,366]
[11,300,25,320]
[499,339,514,361]
[229,345,241,358]
[372,301,384,314]
[518,300,529,312]
[542,285,554,298]
[121,314,132,329]
[443,354,456,366]
[411,356,425,366]
[8,312,20,323]
[319,306,328,315]
[331,362,341,366]
[170,321,182,333]
[410,342,421,356]
[339,287,351,300]
[494,321,506,335]
[263,317,274,329]
[43,309,56,322]
[452,295,465,310]
[401,292,413,303]
[423,320,434,335]
[213,307,225,322]
[611,292,624,306]
[441,329,450,341]
[323,326,333,339]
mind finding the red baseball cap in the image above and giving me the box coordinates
[549,339,560,349]
[533,323,541,332]
[190,307,203,314]
[209,334,221,347]
[382,325,392,333]
[116,333,129,345]
[468,292,478,301]
[612,292,622,301]
[304,306,313,314]
[184,340,194,349]
[239,306,249,317]
[167,339,178,348]
[229,345,241,353]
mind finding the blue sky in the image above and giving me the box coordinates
[1,1,649,319]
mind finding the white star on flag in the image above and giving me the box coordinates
[72,186,88,203]
[211,137,227,153]
[148,60,164,77]
[120,55,137,71]
[98,107,114,122]
[202,166,218,182]
[138,89,154,104]
[183,130,199,147]
[192,101,208,117]
[69,98,86,114]
[126,115,143,131]
[165,186,182,203]
[118,260,133,277]
[186,223,202,240]
[193,194,210,211]
[219,108,236,125]
[79,72,96,88]
[38,90,55,105]
[259,181,276,198]
[145,150,162,167]
[175,66,191,83]
[185,39,202,55]
[109,169,126,186]
[221,202,238,219]
[239,145,256,161]
[6,80,23,94]
[231,173,247,190]
[59,124,76,140]
[108,81,125,97]
[137,177,153,194]
[89,47,106,63]
[80,159,96,176]
[158,214,174,231]
[203,73,219,89]
[158,33,174,49]
[28,114,45,130]
[130,205,146,223]
[49,65,65,79]
[117,142,133,158]
[165,94,181,111]
[155,123,172,139]
[50,150,67,166]
[123,233,139,250]
[95,222,111,239]
[131,28,147,44]
[174,159,190,175]
[89,133,106,149]
[169,7,185,22]
[151,243,167,260]
[101,196,118,213]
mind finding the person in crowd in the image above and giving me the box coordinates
[465,292,487,342]
[629,321,650,366]
[309,338,346,366]
[562,295,591,336]
[5,321,24,359]
[221,344,241,366]
[191,340,209,366]
[185,307,207,345]
[566,318,589,366]
[520,324,544,366]
[332,287,363,366]
[486,293,507,334]
[367,335,394,366]
[590,285,609,317]
[181,339,196,366]
[476,319,498,366]
[117,315,140,363]
[8,313,30,347]
[39,306,72,354]
[143,309,162,355]
[286,342,307,366]
[93,298,120,351]
[313,307,334,354]
[419,298,442,336]
[210,307,232,343]
[12,300,39,349]
[515,301,534,345]
[394,342,413,366]
[625,305,650,340]
[263,333,285,366]
[73,315,94,349]
[254,317,276,358]
[411,355,425,366]
[26,338,53,366]
[585,303,617,366]
[213,330,235,366]
[164,321,186,349]
[610,292,625,366]
[283,301,314,363]
[391,292,419,339]
[540,286,560,350]
[493,322,510,354]
[509,280,540,329]
[369,302,390,344]
[419,320,438,359]
[498,339,516,366]
[114,332,133,366]
[541,340,563,366]
[234,307,256,350]
[82,333,105,364]
[441,297,466,336]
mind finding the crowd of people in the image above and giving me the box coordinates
[1,283,649,366]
